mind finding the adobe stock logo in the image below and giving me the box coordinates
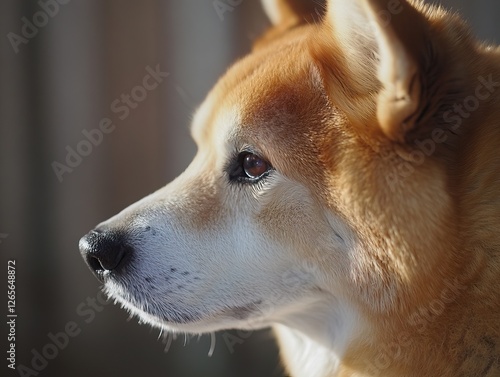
[213,0,243,21]
[16,290,110,377]
[385,74,500,192]
[51,64,169,182]
[6,0,71,54]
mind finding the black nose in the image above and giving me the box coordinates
[79,229,130,281]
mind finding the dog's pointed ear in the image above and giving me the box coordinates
[325,0,433,142]
[261,0,321,26]
[257,0,326,49]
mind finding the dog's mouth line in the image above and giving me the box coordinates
[105,284,213,325]
[106,282,266,325]
[212,300,264,320]
[112,293,203,325]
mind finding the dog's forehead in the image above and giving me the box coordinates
[191,40,331,166]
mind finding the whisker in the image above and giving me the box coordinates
[208,332,217,357]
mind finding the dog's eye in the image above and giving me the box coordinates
[228,152,271,183]
[243,153,269,179]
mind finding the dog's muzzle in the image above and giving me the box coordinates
[79,229,131,282]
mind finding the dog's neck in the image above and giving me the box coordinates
[272,296,364,377]
[273,283,500,377]
[274,325,341,377]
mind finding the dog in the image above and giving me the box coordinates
[79,0,500,375]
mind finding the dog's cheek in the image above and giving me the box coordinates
[256,182,326,254]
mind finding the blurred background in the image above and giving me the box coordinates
[1,1,499,376]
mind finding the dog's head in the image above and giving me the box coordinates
[80,0,475,345]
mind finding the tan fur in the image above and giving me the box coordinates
[250,1,500,375]
[182,0,500,373]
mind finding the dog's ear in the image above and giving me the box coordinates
[323,0,436,142]
[257,0,325,48]
[261,0,321,26]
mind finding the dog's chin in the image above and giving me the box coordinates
[104,283,271,334]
